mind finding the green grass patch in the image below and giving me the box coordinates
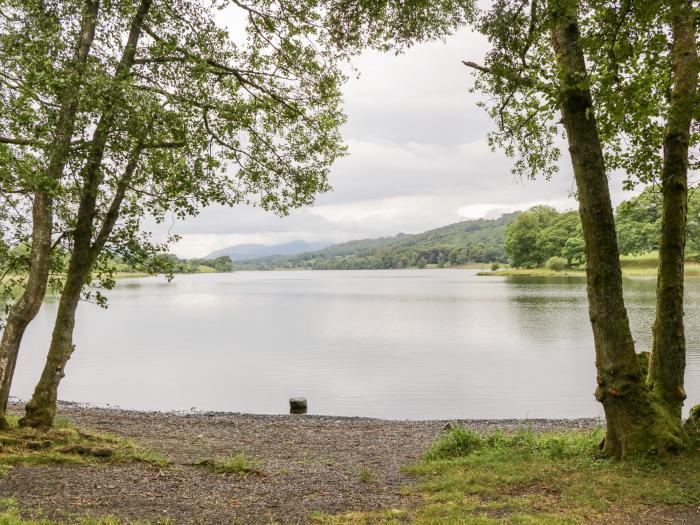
[114,272,150,279]
[313,428,700,524]
[483,252,700,278]
[478,268,585,277]
[619,252,659,270]
[195,452,263,476]
[0,421,169,471]
[358,468,376,483]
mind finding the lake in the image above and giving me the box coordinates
[11,269,700,420]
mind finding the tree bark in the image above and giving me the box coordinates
[20,0,152,429]
[0,0,100,428]
[548,0,685,458]
[648,0,698,421]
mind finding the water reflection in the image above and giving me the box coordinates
[9,270,700,420]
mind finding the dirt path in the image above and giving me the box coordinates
[0,404,600,524]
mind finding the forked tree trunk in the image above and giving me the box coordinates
[20,141,145,429]
[649,0,698,421]
[548,0,685,458]
[21,0,151,429]
[0,0,100,427]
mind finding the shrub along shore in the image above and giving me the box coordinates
[0,404,696,524]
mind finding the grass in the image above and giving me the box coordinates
[113,272,149,279]
[312,428,700,524]
[478,268,585,277]
[0,415,169,472]
[480,252,700,277]
[195,452,263,476]
[0,418,170,524]
[358,468,376,483]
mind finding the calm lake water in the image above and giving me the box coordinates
[10,269,700,420]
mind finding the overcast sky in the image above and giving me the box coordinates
[161,25,634,259]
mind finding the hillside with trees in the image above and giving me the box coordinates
[234,213,518,270]
[233,185,700,272]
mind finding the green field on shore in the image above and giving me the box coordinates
[480,252,700,278]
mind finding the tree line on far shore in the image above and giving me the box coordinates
[505,185,700,270]
[4,182,689,276]
[0,246,234,278]
[232,184,698,272]
[116,254,234,274]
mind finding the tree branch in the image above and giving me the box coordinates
[0,136,42,146]
[462,60,552,93]
[142,26,302,116]
[143,141,186,149]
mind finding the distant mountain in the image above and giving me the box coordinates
[205,240,331,261]
[233,213,519,270]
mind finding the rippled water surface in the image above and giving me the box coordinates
[11,269,700,419]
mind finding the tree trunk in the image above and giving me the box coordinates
[0,0,100,427]
[0,193,52,428]
[18,248,93,429]
[548,0,685,458]
[20,0,151,429]
[648,0,698,421]
[19,142,145,429]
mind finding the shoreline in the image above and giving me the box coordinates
[0,402,603,524]
[11,398,605,427]
[2,403,697,525]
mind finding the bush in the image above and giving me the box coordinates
[545,256,567,271]
[425,428,604,462]
[425,428,483,460]
[491,263,500,271]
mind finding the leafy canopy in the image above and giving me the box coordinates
[0,0,474,303]
[469,0,692,189]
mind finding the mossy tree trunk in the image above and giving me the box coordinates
[20,0,151,430]
[0,0,100,428]
[548,0,685,458]
[648,0,699,421]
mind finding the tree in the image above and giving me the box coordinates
[504,206,558,267]
[537,211,580,266]
[648,0,698,425]
[1,0,474,429]
[588,0,699,425]
[616,187,663,255]
[466,0,697,457]
[16,0,346,429]
[0,0,100,427]
[562,235,585,267]
[615,184,700,258]
[210,256,234,273]
[505,207,582,268]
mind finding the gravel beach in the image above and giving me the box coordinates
[0,402,602,524]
